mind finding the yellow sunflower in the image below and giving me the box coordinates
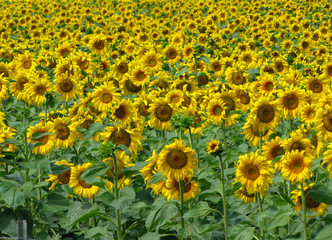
[242,117,272,147]
[140,150,159,184]
[291,183,329,217]
[234,185,256,203]
[15,52,36,72]
[101,123,143,158]
[235,151,274,195]
[111,99,136,126]
[128,64,150,86]
[282,133,314,158]
[26,121,56,155]
[322,143,332,178]
[0,76,9,103]
[141,50,163,73]
[91,82,121,112]
[9,72,31,101]
[112,57,130,80]
[315,104,332,142]
[281,150,312,183]
[262,136,285,171]
[301,104,317,125]
[25,77,52,106]
[54,75,80,101]
[206,139,221,155]
[46,160,72,190]
[249,97,281,133]
[277,86,305,119]
[206,98,226,125]
[53,118,77,149]
[163,44,181,64]
[158,139,198,181]
[148,98,175,131]
[88,34,108,55]
[69,162,100,199]
[163,177,200,201]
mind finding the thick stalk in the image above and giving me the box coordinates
[218,155,228,239]
[300,183,308,240]
[257,193,265,240]
[113,152,122,240]
[188,127,194,149]
[179,180,185,229]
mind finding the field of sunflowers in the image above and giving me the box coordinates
[1,0,332,239]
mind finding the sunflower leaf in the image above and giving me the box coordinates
[31,132,54,140]
[183,201,211,219]
[148,172,163,185]
[309,183,332,205]
[116,144,131,156]
[81,162,108,184]
[278,192,295,206]
[66,202,100,227]
[307,129,317,140]
[197,55,210,64]
[83,122,104,141]
[271,155,283,165]
[174,66,188,79]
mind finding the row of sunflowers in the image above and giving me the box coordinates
[1,0,332,239]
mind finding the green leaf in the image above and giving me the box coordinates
[83,122,104,141]
[279,192,295,206]
[116,144,131,156]
[99,190,115,205]
[148,172,163,185]
[271,155,283,165]
[66,202,100,226]
[183,201,211,219]
[197,55,210,64]
[174,67,188,79]
[140,232,161,240]
[253,212,271,230]
[22,154,50,170]
[42,192,72,213]
[307,129,317,140]
[309,183,332,205]
[31,132,54,140]
[315,224,332,240]
[118,187,136,209]
[247,68,260,75]
[85,226,108,238]
[227,110,243,115]
[94,22,104,28]
[81,162,108,184]
[227,224,255,240]
[0,180,33,209]
[268,206,294,230]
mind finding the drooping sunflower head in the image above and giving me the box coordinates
[234,185,256,203]
[46,159,73,190]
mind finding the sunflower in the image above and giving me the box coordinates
[148,98,175,131]
[305,75,328,97]
[242,118,272,147]
[315,104,332,142]
[141,50,163,73]
[140,150,159,184]
[323,62,332,79]
[111,99,136,126]
[206,98,226,125]
[24,77,52,106]
[234,186,256,203]
[163,45,181,64]
[46,160,72,190]
[301,104,317,125]
[74,52,93,73]
[9,72,31,101]
[249,97,281,133]
[15,52,36,72]
[206,139,221,155]
[27,121,56,155]
[103,150,134,190]
[101,123,143,158]
[69,162,100,199]
[182,44,194,60]
[235,151,274,195]
[53,118,77,149]
[278,86,305,119]
[217,91,241,128]
[120,78,142,96]
[158,139,198,181]
[282,133,314,158]
[322,143,332,178]
[164,177,199,201]
[129,64,150,86]
[225,66,249,86]
[0,76,9,103]
[112,57,130,80]
[296,125,324,157]
[233,85,251,112]
[262,136,285,171]
[281,150,312,183]
[166,89,184,107]
[91,82,121,112]
[54,75,80,101]
[88,34,108,55]
[291,183,329,217]
[256,73,278,97]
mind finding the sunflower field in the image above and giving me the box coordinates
[1,0,332,239]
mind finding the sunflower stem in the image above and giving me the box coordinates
[300,183,308,240]
[218,154,228,239]
[287,181,291,235]
[289,119,293,134]
[179,180,185,229]
[259,131,263,154]
[256,193,265,240]
[188,126,194,149]
[112,151,122,240]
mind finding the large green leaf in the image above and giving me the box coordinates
[174,67,188,79]
[82,122,104,141]
[66,202,100,226]
[268,206,294,230]
[42,192,73,213]
[309,183,332,205]
[0,180,33,209]
[85,226,109,238]
[315,224,332,240]
[183,201,211,219]
[22,154,50,170]
[81,162,108,184]
[227,224,255,240]
[140,232,161,240]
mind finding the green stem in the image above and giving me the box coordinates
[218,155,228,239]
[287,181,291,235]
[300,183,308,240]
[113,152,122,240]
[257,193,265,240]
[188,127,194,149]
[179,180,185,229]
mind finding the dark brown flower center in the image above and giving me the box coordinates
[56,124,70,140]
[323,111,332,132]
[94,40,105,50]
[156,104,173,121]
[245,165,260,180]
[59,170,71,184]
[167,150,188,169]
[100,92,112,103]
[257,104,275,123]
[166,48,177,59]
[117,62,128,74]
[60,79,74,92]
[110,129,131,147]
[115,105,126,119]
[310,80,322,93]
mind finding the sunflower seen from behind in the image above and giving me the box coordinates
[158,139,198,181]
[46,160,72,190]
